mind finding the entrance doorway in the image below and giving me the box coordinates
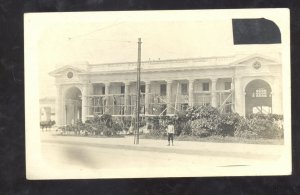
[245,79,272,116]
[64,87,82,125]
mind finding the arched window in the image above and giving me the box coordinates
[245,79,272,116]
[255,88,267,97]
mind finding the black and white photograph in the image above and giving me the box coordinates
[25,9,291,179]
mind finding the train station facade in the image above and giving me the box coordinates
[49,53,282,126]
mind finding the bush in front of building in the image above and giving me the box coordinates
[218,112,241,136]
[234,113,284,139]
[147,116,165,137]
[40,120,56,130]
[81,114,123,136]
[174,110,190,136]
[234,117,258,139]
[186,105,220,121]
[182,105,283,139]
[188,105,221,137]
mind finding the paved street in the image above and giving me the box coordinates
[33,132,288,178]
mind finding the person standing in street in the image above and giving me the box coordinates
[166,121,175,146]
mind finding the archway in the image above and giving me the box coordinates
[245,79,272,116]
[64,87,82,125]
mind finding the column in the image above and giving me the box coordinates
[87,84,93,116]
[145,81,151,115]
[105,82,110,113]
[55,85,62,126]
[81,84,88,123]
[166,80,172,114]
[272,78,282,114]
[124,81,131,115]
[188,79,194,107]
[234,76,244,116]
[211,78,218,107]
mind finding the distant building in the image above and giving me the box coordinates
[49,53,282,126]
[40,97,56,122]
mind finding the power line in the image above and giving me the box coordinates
[76,38,136,43]
[67,22,124,40]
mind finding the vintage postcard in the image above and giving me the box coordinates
[25,9,291,179]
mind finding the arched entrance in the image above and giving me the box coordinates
[64,87,82,125]
[245,79,272,116]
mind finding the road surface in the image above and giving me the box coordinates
[31,133,287,178]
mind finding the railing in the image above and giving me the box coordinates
[85,91,234,116]
[194,94,211,106]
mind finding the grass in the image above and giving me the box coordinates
[139,134,284,145]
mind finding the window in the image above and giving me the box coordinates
[255,88,267,97]
[225,82,231,90]
[102,87,105,94]
[202,82,209,91]
[67,72,73,79]
[160,84,166,96]
[140,85,145,93]
[121,86,125,94]
[181,83,188,95]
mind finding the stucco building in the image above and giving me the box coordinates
[39,97,56,122]
[49,53,282,126]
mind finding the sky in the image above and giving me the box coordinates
[32,10,284,98]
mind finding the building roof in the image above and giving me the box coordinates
[49,53,281,76]
[40,97,56,103]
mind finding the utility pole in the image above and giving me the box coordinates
[134,38,142,144]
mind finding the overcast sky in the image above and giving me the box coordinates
[32,10,283,98]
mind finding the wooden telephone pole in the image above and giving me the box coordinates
[134,38,142,144]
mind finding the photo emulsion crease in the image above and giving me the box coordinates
[25,9,291,179]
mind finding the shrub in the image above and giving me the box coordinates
[248,113,283,121]
[235,114,283,139]
[147,116,160,130]
[102,126,112,136]
[234,117,258,139]
[191,118,219,137]
[218,113,241,136]
[181,121,192,135]
[101,114,112,128]
[174,110,190,135]
[188,105,221,137]
[186,105,220,121]
[146,116,168,137]
[251,117,282,139]
[111,121,123,135]
[40,120,56,130]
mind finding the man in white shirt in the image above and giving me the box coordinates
[166,122,175,146]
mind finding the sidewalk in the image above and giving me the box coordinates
[41,132,283,160]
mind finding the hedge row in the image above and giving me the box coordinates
[59,114,123,136]
[57,105,284,139]
[146,105,284,139]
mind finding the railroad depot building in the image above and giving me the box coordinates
[49,53,282,126]
[39,97,56,122]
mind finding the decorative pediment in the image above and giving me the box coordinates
[49,65,87,77]
[230,54,280,67]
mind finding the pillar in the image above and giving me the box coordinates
[234,76,244,116]
[105,82,110,113]
[87,84,93,116]
[272,78,282,114]
[55,85,62,126]
[166,80,172,114]
[211,78,218,107]
[145,81,151,115]
[188,79,194,107]
[81,84,88,123]
[124,81,131,115]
